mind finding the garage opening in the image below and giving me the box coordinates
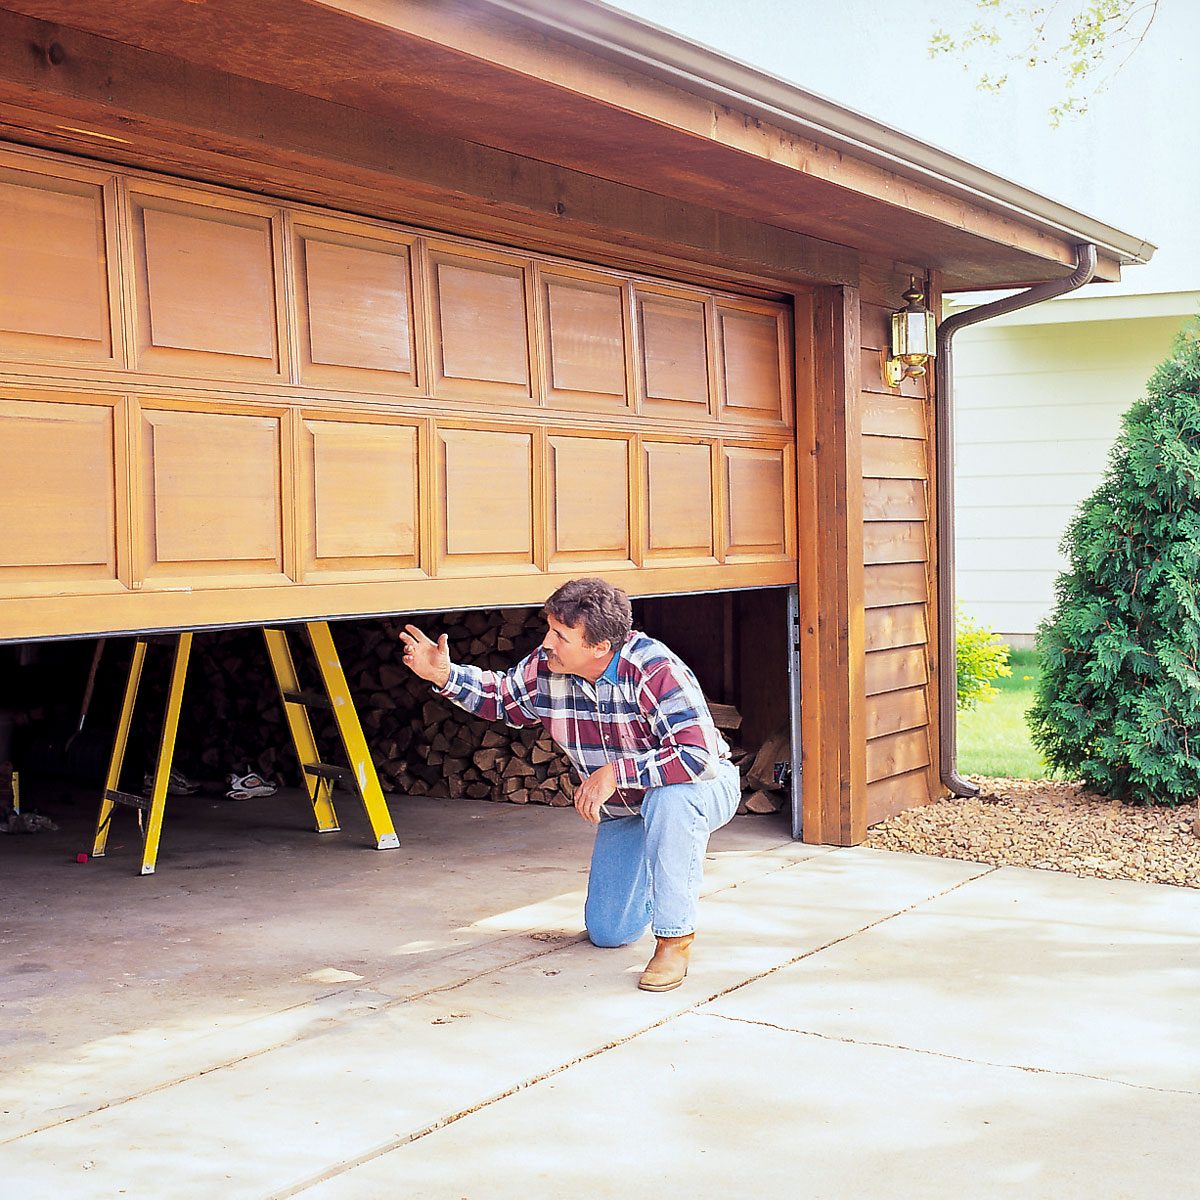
[0,144,805,863]
[0,587,799,865]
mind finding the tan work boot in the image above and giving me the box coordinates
[638,933,695,992]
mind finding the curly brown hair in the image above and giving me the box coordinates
[544,577,632,648]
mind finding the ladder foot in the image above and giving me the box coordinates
[140,864,156,876]
[375,833,400,850]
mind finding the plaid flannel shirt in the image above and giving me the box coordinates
[435,630,729,813]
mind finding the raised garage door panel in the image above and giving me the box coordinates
[139,405,287,583]
[130,189,283,379]
[541,268,629,410]
[0,144,798,640]
[302,416,420,578]
[438,426,536,572]
[645,439,716,563]
[0,393,124,592]
[430,247,533,402]
[548,433,634,568]
[718,301,791,425]
[0,165,116,364]
[294,221,418,390]
[638,289,712,419]
[724,444,792,560]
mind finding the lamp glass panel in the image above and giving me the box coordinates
[902,310,930,357]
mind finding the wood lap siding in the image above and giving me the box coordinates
[859,270,940,824]
[0,144,797,642]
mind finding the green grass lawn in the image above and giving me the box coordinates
[957,648,1053,779]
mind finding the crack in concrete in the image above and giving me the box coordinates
[697,1010,1200,1098]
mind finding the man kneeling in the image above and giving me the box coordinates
[399,577,739,992]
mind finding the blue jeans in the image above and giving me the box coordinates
[584,759,741,944]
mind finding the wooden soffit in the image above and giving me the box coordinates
[0,0,1126,289]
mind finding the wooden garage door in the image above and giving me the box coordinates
[0,144,796,641]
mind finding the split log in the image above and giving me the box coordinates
[378,663,407,690]
[745,726,791,792]
[706,700,742,732]
[743,789,783,814]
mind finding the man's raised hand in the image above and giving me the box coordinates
[399,624,452,688]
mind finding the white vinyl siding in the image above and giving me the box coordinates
[954,313,1189,640]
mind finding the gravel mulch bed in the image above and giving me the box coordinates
[864,777,1200,888]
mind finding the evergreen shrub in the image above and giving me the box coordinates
[957,608,1011,710]
[1028,322,1200,805]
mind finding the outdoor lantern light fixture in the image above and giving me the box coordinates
[884,278,936,387]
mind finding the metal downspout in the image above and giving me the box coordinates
[935,242,1098,797]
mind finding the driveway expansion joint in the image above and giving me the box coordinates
[265,1001,701,1199]
[2,853,1004,1180]
[264,863,1010,1197]
[0,849,811,1147]
[695,1011,1200,1099]
[0,847,817,1150]
[0,935,585,1149]
[696,862,1002,1009]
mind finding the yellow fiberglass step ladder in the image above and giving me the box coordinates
[92,621,399,875]
[262,621,399,855]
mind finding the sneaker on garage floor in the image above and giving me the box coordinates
[142,768,202,796]
[226,769,278,801]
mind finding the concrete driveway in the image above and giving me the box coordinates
[2,791,1197,1199]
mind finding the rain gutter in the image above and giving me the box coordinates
[935,243,1098,797]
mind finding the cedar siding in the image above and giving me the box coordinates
[859,264,941,824]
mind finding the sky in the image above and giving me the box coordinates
[606,0,1199,296]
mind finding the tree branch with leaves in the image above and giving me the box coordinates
[930,0,1162,124]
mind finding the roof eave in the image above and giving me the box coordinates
[482,0,1155,270]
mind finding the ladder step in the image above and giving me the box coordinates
[105,788,151,812]
[303,762,352,783]
[282,689,331,709]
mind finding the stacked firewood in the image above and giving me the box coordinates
[173,607,790,815]
[343,608,577,804]
[722,717,791,816]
